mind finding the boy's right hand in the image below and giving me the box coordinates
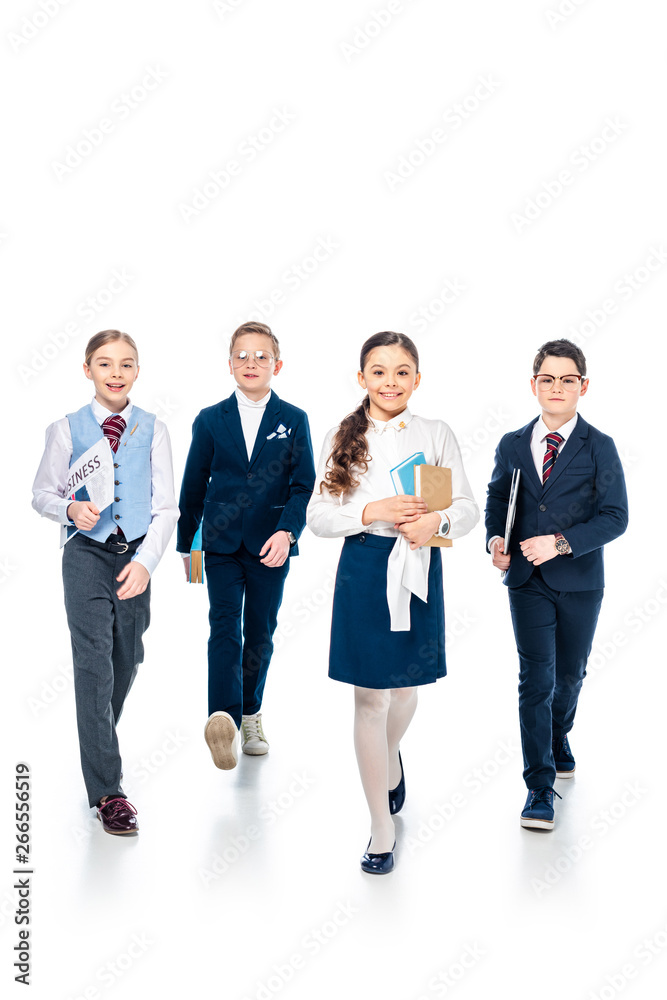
[67,500,100,531]
[182,555,190,580]
[490,537,511,571]
[362,495,428,526]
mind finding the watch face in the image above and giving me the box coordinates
[555,538,569,554]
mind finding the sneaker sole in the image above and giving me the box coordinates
[520,816,554,830]
[242,744,269,756]
[556,767,576,778]
[204,713,238,770]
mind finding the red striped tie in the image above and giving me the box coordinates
[542,432,564,484]
[102,414,125,453]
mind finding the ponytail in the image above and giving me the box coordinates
[321,396,372,497]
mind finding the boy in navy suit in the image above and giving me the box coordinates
[178,322,315,770]
[485,339,628,830]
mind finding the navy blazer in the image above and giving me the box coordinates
[485,415,628,590]
[177,390,316,557]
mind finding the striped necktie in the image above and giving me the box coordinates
[542,432,564,484]
[102,414,125,453]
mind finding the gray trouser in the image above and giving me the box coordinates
[62,533,150,807]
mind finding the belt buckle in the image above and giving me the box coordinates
[116,541,129,554]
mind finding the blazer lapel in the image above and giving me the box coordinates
[220,394,248,465]
[541,415,589,495]
[514,419,542,493]
[248,391,282,470]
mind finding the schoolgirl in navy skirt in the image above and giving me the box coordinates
[307,332,478,873]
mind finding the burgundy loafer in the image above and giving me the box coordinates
[97,797,139,835]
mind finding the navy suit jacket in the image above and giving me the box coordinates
[177,390,316,557]
[485,415,628,591]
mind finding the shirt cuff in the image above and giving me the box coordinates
[60,498,76,524]
[132,551,156,577]
[340,501,369,531]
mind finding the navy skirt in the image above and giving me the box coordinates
[328,533,446,689]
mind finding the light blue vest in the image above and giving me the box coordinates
[67,404,155,543]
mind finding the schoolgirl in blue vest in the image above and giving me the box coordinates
[32,330,179,835]
[307,332,479,873]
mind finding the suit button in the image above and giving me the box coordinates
[539,504,547,512]
[114,463,119,469]
[359,534,366,543]
[114,514,121,520]
[247,473,253,479]
[115,497,120,502]
[114,480,120,486]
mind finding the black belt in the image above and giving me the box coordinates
[78,533,146,555]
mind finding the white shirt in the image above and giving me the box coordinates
[307,408,479,631]
[31,397,179,577]
[235,387,271,459]
[530,413,579,479]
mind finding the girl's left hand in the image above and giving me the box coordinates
[116,561,150,599]
[395,511,441,549]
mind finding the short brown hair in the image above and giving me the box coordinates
[533,338,586,377]
[85,330,138,367]
[229,321,280,361]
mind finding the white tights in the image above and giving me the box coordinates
[353,685,418,853]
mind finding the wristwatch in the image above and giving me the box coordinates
[436,513,450,538]
[285,531,297,545]
[554,533,571,555]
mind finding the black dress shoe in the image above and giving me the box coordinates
[360,839,396,875]
[389,752,405,815]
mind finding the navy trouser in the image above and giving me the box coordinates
[63,533,150,807]
[205,544,289,726]
[508,568,603,789]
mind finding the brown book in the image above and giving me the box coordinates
[189,549,204,583]
[414,465,453,548]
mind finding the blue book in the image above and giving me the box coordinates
[390,452,426,494]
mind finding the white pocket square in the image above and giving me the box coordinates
[267,422,292,440]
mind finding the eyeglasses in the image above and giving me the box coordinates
[230,350,275,368]
[534,374,587,392]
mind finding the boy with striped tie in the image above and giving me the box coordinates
[485,340,628,830]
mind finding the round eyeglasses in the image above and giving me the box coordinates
[230,350,275,369]
[534,374,586,392]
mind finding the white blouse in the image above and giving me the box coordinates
[307,407,479,630]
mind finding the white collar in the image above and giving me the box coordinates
[91,396,133,426]
[235,387,271,409]
[535,412,578,443]
[369,407,414,434]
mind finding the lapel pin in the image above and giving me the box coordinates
[123,423,138,445]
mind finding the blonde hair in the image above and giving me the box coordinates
[229,321,280,361]
[85,330,138,366]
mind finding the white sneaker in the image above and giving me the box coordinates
[204,711,239,770]
[241,713,269,755]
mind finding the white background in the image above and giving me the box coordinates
[2,2,665,998]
